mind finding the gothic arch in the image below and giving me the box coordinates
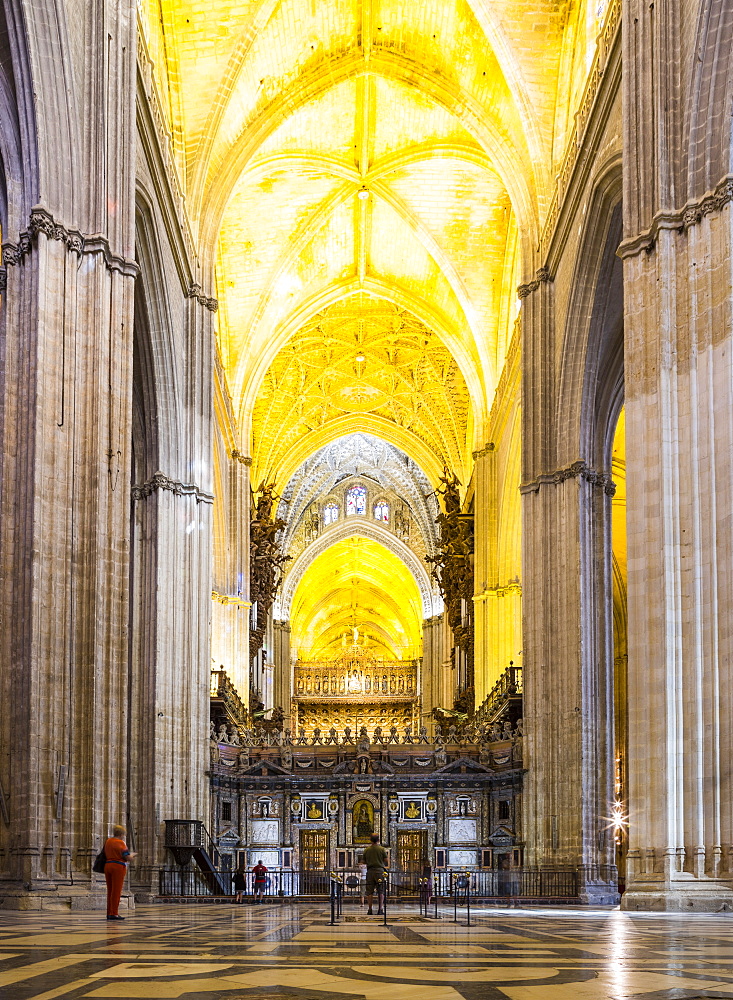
[7,0,78,224]
[685,0,733,197]
[279,517,441,620]
[555,156,623,469]
[0,3,32,236]
[134,191,184,472]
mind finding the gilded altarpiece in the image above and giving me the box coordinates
[293,647,420,736]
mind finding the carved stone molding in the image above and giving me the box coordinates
[472,443,495,460]
[212,591,251,609]
[474,582,522,601]
[0,267,6,292]
[131,470,214,503]
[231,449,252,466]
[517,266,551,299]
[187,281,218,312]
[618,174,733,259]
[2,207,138,277]
[520,460,616,497]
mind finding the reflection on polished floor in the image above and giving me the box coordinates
[1,903,733,999]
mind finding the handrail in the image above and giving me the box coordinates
[157,865,586,900]
[164,819,221,868]
[473,663,523,725]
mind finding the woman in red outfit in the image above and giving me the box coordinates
[103,825,136,920]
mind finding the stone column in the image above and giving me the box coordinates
[619,198,733,911]
[421,615,453,717]
[473,443,523,705]
[617,0,733,911]
[472,444,498,704]
[520,272,618,904]
[272,621,292,726]
[127,288,216,890]
[0,0,139,909]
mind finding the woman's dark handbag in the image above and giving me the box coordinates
[92,850,107,873]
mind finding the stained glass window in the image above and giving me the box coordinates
[346,485,367,516]
[374,500,389,522]
[323,502,339,525]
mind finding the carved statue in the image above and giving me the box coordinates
[425,469,474,706]
[435,744,447,768]
[249,482,292,665]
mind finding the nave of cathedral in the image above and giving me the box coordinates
[1,0,733,957]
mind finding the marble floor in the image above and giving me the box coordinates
[1,902,733,999]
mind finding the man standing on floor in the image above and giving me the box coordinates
[362,833,388,915]
[252,859,268,902]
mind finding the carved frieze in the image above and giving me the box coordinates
[520,460,616,497]
[2,208,137,277]
[131,471,215,504]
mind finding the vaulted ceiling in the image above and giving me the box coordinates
[142,0,605,662]
[290,535,423,660]
[140,0,600,480]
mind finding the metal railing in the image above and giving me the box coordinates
[473,662,523,725]
[164,820,220,867]
[157,866,580,901]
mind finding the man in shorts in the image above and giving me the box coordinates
[252,859,268,902]
[362,833,388,914]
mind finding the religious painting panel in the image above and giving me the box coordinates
[352,799,375,843]
[400,798,424,821]
[303,797,327,821]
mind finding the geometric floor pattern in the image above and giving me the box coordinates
[1,903,733,999]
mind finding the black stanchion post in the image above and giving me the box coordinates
[466,872,471,927]
[329,872,342,926]
[452,874,458,923]
[381,877,387,925]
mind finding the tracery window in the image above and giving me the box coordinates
[323,502,339,525]
[346,485,366,516]
[374,500,389,522]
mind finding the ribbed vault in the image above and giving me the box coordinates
[251,295,472,486]
[138,0,605,470]
[290,536,423,661]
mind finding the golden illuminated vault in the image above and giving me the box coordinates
[139,0,610,706]
[290,535,422,662]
